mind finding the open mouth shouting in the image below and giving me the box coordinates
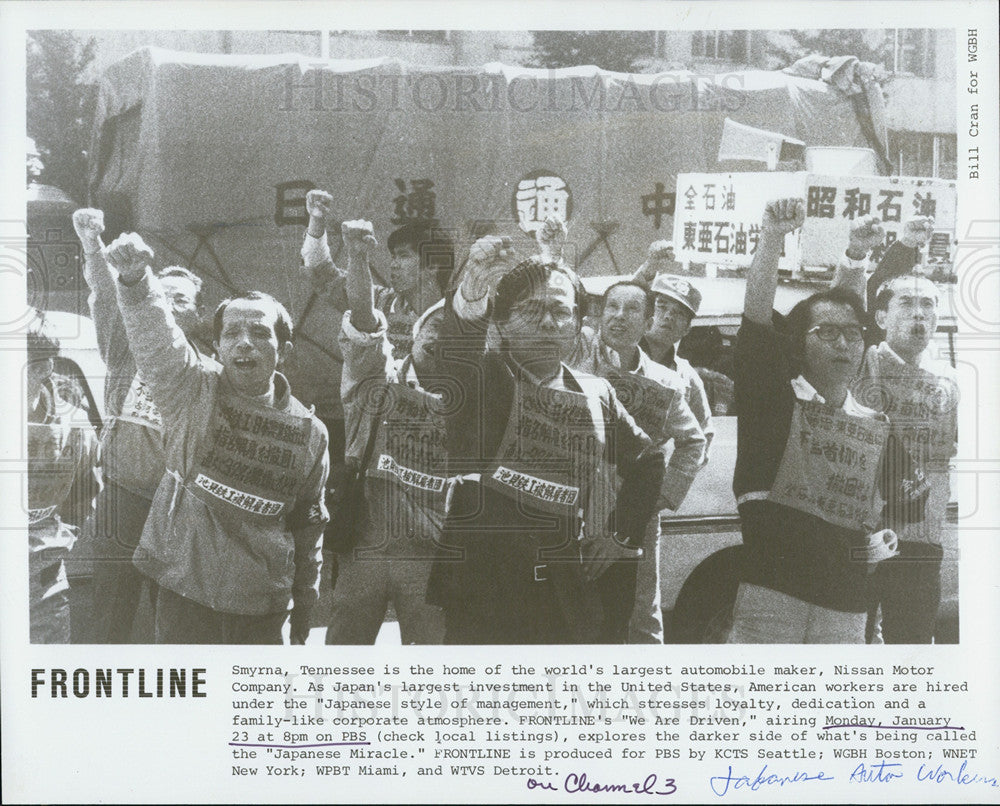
[232,356,257,370]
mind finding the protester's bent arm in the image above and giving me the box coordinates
[342,220,379,334]
[288,435,330,639]
[686,369,714,462]
[878,432,930,531]
[744,199,804,325]
[72,208,125,366]
[339,309,394,460]
[866,241,920,313]
[612,396,667,545]
[112,240,203,420]
[864,215,932,312]
[658,391,706,511]
[301,189,349,310]
[631,240,675,289]
[438,236,515,467]
[581,394,665,581]
[62,423,101,531]
[831,213,884,303]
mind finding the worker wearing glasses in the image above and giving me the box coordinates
[730,198,928,644]
[427,238,667,644]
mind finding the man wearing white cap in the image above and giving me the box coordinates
[633,251,714,458]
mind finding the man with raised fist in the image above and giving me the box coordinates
[325,219,448,644]
[834,214,956,643]
[73,208,208,643]
[427,234,667,644]
[106,233,329,644]
[631,240,715,459]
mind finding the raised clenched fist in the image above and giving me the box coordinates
[305,189,334,222]
[899,215,935,249]
[761,198,805,236]
[105,233,154,284]
[461,235,515,302]
[535,215,568,262]
[847,214,886,257]
[72,208,105,251]
[340,219,377,254]
[646,240,676,262]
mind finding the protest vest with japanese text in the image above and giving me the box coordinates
[482,378,617,534]
[367,382,448,512]
[768,399,889,532]
[187,395,315,521]
[100,374,170,497]
[569,333,680,446]
[855,344,958,470]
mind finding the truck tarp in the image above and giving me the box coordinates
[89,47,874,412]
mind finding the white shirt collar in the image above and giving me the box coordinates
[791,374,867,415]
[877,340,934,371]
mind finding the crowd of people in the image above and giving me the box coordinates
[25,194,954,645]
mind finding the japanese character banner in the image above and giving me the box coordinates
[801,174,957,273]
[674,171,957,272]
[673,172,805,270]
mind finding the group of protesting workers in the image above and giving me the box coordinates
[26,191,954,646]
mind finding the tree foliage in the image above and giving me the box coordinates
[26,31,97,201]
[768,29,892,69]
[528,31,651,73]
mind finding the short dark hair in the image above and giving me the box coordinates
[387,223,456,296]
[26,314,60,361]
[492,257,584,324]
[783,287,866,373]
[602,280,653,318]
[213,291,294,345]
[156,265,203,296]
[873,273,939,313]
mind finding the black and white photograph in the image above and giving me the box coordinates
[3,1,998,802]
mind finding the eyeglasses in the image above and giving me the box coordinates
[807,324,866,344]
[507,299,576,325]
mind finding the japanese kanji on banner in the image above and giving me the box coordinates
[672,172,805,270]
[801,174,957,271]
[674,172,957,273]
[88,50,892,410]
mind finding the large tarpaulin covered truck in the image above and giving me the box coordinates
[88,47,878,414]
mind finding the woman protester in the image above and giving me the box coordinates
[731,198,928,644]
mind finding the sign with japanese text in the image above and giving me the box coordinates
[513,170,573,235]
[855,346,959,468]
[369,384,448,504]
[801,174,957,272]
[115,376,164,430]
[483,380,610,517]
[673,172,804,270]
[189,397,315,519]
[674,172,957,273]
